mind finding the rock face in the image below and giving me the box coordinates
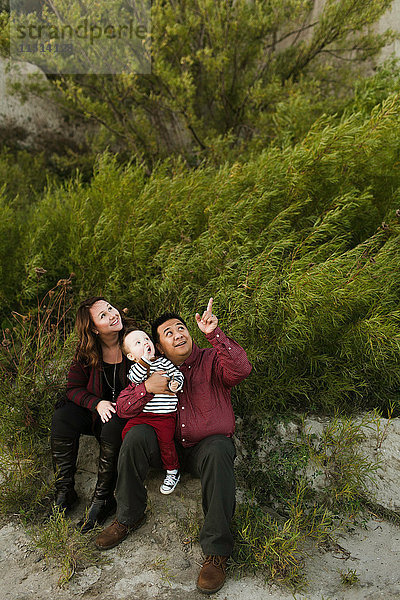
[254,414,400,514]
[311,0,400,60]
[77,413,400,514]
[302,415,400,512]
[370,0,400,61]
[358,416,400,511]
[0,56,79,149]
[75,435,100,503]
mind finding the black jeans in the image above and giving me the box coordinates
[115,424,236,556]
[51,400,127,445]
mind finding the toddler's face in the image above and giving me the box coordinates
[124,330,155,361]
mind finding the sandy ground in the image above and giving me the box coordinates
[2,460,400,600]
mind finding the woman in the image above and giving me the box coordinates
[50,296,131,533]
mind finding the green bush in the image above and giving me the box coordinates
[231,411,380,586]
[31,509,100,586]
[17,0,394,166]
[0,436,53,519]
[3,92,397,415]
[0,278,75,447]
[0,147,64,315]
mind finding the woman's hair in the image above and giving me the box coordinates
[74,296,124,369]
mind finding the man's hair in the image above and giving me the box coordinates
[151,312,188,344]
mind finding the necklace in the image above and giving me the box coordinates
[103,362,117,403]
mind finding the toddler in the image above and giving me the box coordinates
[121,329,184,494]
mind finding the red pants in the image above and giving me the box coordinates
[121,412,179,471]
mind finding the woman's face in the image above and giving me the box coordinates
[89,300,122,337]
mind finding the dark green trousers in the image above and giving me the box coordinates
[115,424,236,556]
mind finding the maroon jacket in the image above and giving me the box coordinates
[66,354,131,411]
[116,327,252,447]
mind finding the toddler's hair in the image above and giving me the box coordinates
[121,328,153,356]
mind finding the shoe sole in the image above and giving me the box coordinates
[196,581,225,594]
[160,487,178,495]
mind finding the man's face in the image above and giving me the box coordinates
[156,319,193,365]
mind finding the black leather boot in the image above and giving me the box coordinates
[77,440,119,534]
[51,436,79,512]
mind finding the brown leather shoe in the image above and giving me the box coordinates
[95,515,145,550]
[196,555,227,594]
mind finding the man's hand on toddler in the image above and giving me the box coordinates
[144,371,174,395]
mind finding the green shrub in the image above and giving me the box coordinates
[0,436,53,519]
[232,412,379,586]
[31,509,100,587]
[19,0,394,166]
[304,413,380,510]
[0,278,75,448]
[0,149,53,204]
[231,485,334,587]
[1,91,399,415]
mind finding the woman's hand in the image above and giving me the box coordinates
[96,400,116,423]
[145,371,172,394]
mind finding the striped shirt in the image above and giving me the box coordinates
[127,356,184,414]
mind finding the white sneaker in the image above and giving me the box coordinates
[160,470,180,495]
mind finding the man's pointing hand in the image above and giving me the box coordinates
[195,297,218,334]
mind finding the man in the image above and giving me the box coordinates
[95,298,252,594]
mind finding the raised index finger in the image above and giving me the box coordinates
[207,297,213,313]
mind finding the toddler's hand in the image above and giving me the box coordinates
[169,379,179,392]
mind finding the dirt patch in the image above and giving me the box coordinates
[2,463,400,600]
[3,421,400,600]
